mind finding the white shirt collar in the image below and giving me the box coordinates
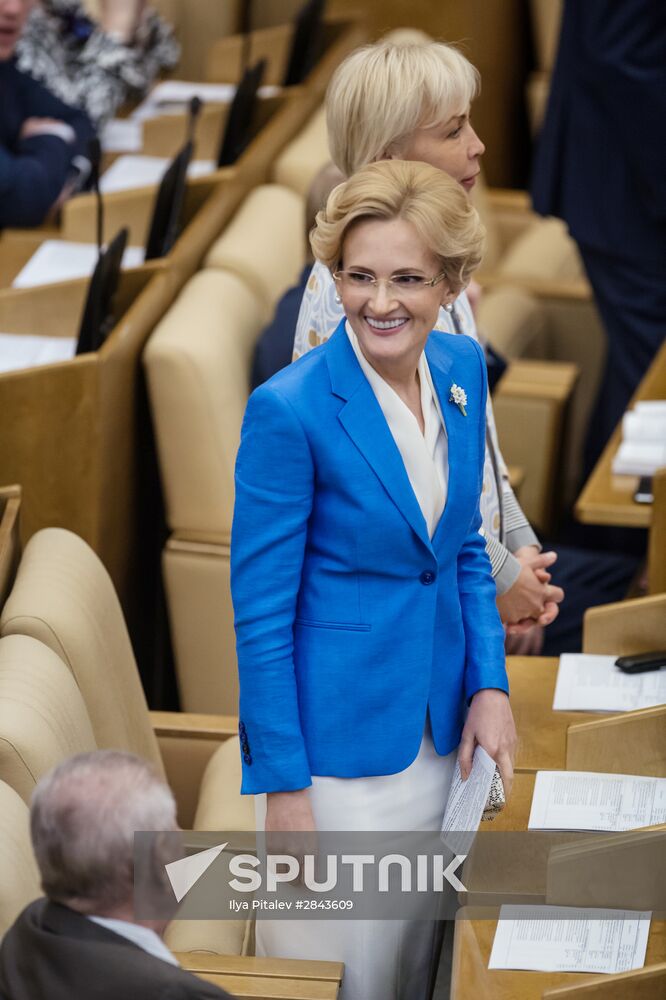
[87,915,179,966]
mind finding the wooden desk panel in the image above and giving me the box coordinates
[576,337,666,529]
[451,913,666,1000]
[508,658,600,773]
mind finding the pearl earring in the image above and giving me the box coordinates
[334,291,342,304]
[444,302,453,313]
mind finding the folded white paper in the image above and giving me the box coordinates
[441,744,496,854]
[0,333,77,373]
[553,653,666,712]
[130,79,282,123]
[12,240,145,289]
[99,155,216,194]
[100,118,143,153]
[612,440,666,477]
[635,400,666,416]
[489,904,651,973]
[622,410,666,444]
[528,770,666,831]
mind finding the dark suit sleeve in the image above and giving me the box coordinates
[19,73,95,159]
[0,135,73,227]
[577,1,666,219]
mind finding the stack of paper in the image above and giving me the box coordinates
[528,770,666,831]
[612,399,666,476]
[489,904,650,973]
[0,333,77,373]
[130,80,237,121]
[12,241,145,289]
[99,155,216,194]
[553,653,666,712]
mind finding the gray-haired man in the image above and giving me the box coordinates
[0,751,233,999]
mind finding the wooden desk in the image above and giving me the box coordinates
[576,337,666,529]
[178,952,343,999]
[508,658,599,773]
[451,912,666,1000]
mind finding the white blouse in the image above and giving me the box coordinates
[346,322,448,540]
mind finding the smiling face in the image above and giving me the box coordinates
[394,110,485,191]
[0,0,33,60]
[339,216,454,382]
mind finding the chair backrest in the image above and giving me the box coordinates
[272,104,329,195]
[0,633,97,804]
[0,529,164,776]
[0,779,41,940]
[144,269,268,538]
[204,184,305,308]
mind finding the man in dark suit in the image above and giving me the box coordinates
[0,0,95,228]
[0,751,233,1000]
[531,0,666,473]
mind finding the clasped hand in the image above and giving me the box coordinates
[497,547,564,638]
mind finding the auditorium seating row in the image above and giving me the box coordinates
[1,486,663,997]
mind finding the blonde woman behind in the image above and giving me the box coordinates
[293,40,564,651]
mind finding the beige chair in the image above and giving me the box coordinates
[0,629,343,990]
[272,104,330,195]
[0,778,42,939]
[145,184,305,713]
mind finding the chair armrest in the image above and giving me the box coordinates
[177,952,344,999]
[485,187,532,213]
[583,594,666,655]
[150,711,238,828]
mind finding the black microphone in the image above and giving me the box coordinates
[88,137,103,258]
[187,96,203,146]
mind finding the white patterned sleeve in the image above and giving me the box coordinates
[293,260,345,359]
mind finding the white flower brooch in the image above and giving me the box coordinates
[449,383,468,416]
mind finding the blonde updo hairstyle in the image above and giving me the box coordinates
[326,40,480,177]
[310,160,485,295]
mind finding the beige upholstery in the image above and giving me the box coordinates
[529,0,562,72]
[205,185,305,308]
[0,529,164,776]
[0,530,254,955]
[477,285,548,360]
[0,780,41,939]
[0,634,97,803]
[194,736,253,830]
[147,184,306,713]
[163,540,237,714]
[145,270,266,539]
[498,217,583,282]
[272,105,330,196]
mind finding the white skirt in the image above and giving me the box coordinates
[254,729,457,1000]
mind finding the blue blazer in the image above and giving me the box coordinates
[232,320,508,795]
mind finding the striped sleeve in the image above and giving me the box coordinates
[502,481,542,553]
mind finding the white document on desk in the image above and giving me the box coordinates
[12,241,145,288]
[0,333,76,373]
[528,770,666,831]
[99,155,216,194]
[441,745,495,854]
[100,118,143,153]
[489,904,651,973]
[553,653,666,712]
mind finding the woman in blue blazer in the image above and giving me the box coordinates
[231,160,516,999]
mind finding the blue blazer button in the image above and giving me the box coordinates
[239,722,246,734]
[243,753,253,765]
[420,571,436,585]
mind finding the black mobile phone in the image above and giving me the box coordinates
[615,651,666,674]
[633,476,654,504]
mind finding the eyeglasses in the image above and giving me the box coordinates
[332,270,447,296]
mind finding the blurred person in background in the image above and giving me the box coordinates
[0,0,95,228]
[293,40,564,655]
[532,0,666,474]
[16,0,180,126]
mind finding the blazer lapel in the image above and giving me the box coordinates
[425,335,463,551]
[326,322,432,551]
